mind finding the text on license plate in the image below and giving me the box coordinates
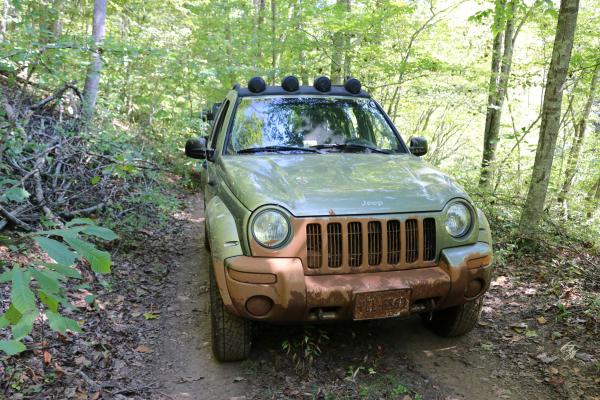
[354,289,412,320]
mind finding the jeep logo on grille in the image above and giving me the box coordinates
[361,200,383,207]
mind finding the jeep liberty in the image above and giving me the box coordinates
[185,76,493,361]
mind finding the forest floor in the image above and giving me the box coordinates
[1,189,599,400]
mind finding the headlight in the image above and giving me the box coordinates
[445,202,472,237]
[252,209,290,248]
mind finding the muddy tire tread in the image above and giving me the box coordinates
[427,297,483,337]
[209,263,251,361]
[204,222,210,251]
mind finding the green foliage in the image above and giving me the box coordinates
[0,221,115,356]
[281,326,329,375]
[357,373,421,400]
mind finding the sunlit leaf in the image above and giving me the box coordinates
[63,236,111,273]
[34,237,77,267]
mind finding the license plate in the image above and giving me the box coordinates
[354,289,411,320]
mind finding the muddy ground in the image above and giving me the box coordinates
[1,192,598,399]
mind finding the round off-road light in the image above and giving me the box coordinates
[445,202,472,238]
[281,76,300,92]
[314,76,331,92]
[252,209,290,248]
[344,78,361,94]
[248,76,266,93]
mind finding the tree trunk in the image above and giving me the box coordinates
[270,0,277,85]
[82,0,107,123]
[557,66,599,203]
[519,0,579,234]
[587,175,600,217]
[52,0,63,38]
[479,0,516,189]
[342,1,352,80]
[1,0,8,40]
[253,0,265,66]
[330,0,350,84]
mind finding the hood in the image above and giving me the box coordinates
[220,153,469,216]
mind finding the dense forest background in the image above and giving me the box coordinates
[1,0,599,241]
[1,0,599,398]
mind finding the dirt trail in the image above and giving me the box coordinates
[145,194,557,400]
[148,195,248,400]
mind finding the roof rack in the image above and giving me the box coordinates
[233,76,370,98]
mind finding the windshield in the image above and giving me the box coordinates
[225,96,406,154]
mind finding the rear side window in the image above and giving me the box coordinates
[209,100,230,150]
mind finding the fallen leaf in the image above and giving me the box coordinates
[548,375,565,388]
[536,316,547,325]
[178,376,204,383]
[510,322,527,334]
[143,312,160,320]
[43,351,52,364]
[526,329,538,338]
[135,345,153,353]
[233,376,245,382]
[537,353,558,364]
[575,353,594,363]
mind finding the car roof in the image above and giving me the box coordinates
[233,84,371,98]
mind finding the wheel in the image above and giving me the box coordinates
[209,262,252,361]
[424,297,483,337]
[203,221,210,251]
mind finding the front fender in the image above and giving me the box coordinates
[477,208,493,245]
[206,196,244,310]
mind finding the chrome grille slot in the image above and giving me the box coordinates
[306,223,322,268]
[423,218,436,261]
[348,222,362,267]
[387,220,401,265]
[405,219,418,263]
[327,223,343,267]
[367,221,382,266]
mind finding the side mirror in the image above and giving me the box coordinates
[185,137,210,159]
[409,136,428,157]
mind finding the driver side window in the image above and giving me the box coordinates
[209,100,230,150]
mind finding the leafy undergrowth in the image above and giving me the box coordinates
[0,181,188,399]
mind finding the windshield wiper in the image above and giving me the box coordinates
[309,143,392,154]
[237,145,322,154]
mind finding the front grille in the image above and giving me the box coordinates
[304,217,436,273]
[387,220,401,264]
[348,222,362,267]
[367,221,382,265]
[424,218,436,261]
[306,223,322,268]
[405,219,418,263]
[327,223,343,267]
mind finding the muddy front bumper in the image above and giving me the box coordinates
[222,242,493,322]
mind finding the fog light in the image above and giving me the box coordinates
[465,278,484,298]
[246,296,273,317]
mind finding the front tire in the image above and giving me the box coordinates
[203,222,210,251]
[209,263,251,361]
[425,297,483,337]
